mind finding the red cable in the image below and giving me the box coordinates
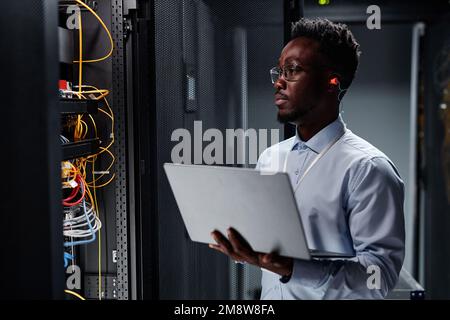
[63,183,80,202]
[63,175,81,201]
[63,175,86,207]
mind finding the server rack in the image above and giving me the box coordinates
[56,0,301,300]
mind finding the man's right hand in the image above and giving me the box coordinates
[209,228,293,278]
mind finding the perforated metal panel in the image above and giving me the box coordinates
[154,0,190,299]
[111,0,129,300]
[154,0,284,299]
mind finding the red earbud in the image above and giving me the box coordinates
[329,77,339,85]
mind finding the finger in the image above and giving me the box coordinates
[227,228,252,255]
[228,228,253,249]
[209,243,226,255]
[210,242,245,264]
[211,231,233,253]
[209,243,243,263]
[209,243,221,250]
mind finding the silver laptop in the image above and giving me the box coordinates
[163,163,354,260]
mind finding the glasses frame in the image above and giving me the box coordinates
[270,63,335,84]
[269,64,304,84]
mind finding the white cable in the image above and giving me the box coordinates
[60,134,70,144]
[63,200,102,238]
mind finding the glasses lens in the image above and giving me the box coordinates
[282,65,300,81]
[270,67,280,84]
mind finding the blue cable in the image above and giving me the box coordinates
[64,252,74,268]
[64,186,96,247]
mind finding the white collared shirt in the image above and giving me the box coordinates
[256,115,405,299]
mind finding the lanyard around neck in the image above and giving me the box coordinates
[283,131,345,194]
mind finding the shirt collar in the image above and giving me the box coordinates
[291,114,346,153]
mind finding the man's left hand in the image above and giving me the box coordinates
[209,228,293,278]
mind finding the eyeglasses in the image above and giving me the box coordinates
[269,64,303,84]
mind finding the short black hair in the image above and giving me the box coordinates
[291,18,361,91]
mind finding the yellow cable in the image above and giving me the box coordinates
[61,161,78,188]
[80,119,89,139]
[90,107,102,300]
[66,8,113,296]
[72,106,103,300]
[75,115,85,141]
[96,97,115,156]
[94,91,109,100]
[98,108,113,120]
[71,88,110,100]
[90,139,114,157]
[91,173,116,189]
[65,289,86,300]
[91,151,102,300]
[88,114,98,138]
[73,0,114,63]
[63,81,107,304]
[79,84,102,90]
[98,212,102,300]
[87,147,115,186]
[84,94,115,159]
[77,89,109,95]
[61,83,104,301]
[74,92,87,99]
[78,11,82,94]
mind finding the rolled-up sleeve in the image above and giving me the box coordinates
[287,157,405,299]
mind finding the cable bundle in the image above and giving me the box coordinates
[61,0,115,301]
[63,187,102,245]
[62,161,102,243]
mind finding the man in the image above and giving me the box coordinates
[209,18,405,299]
